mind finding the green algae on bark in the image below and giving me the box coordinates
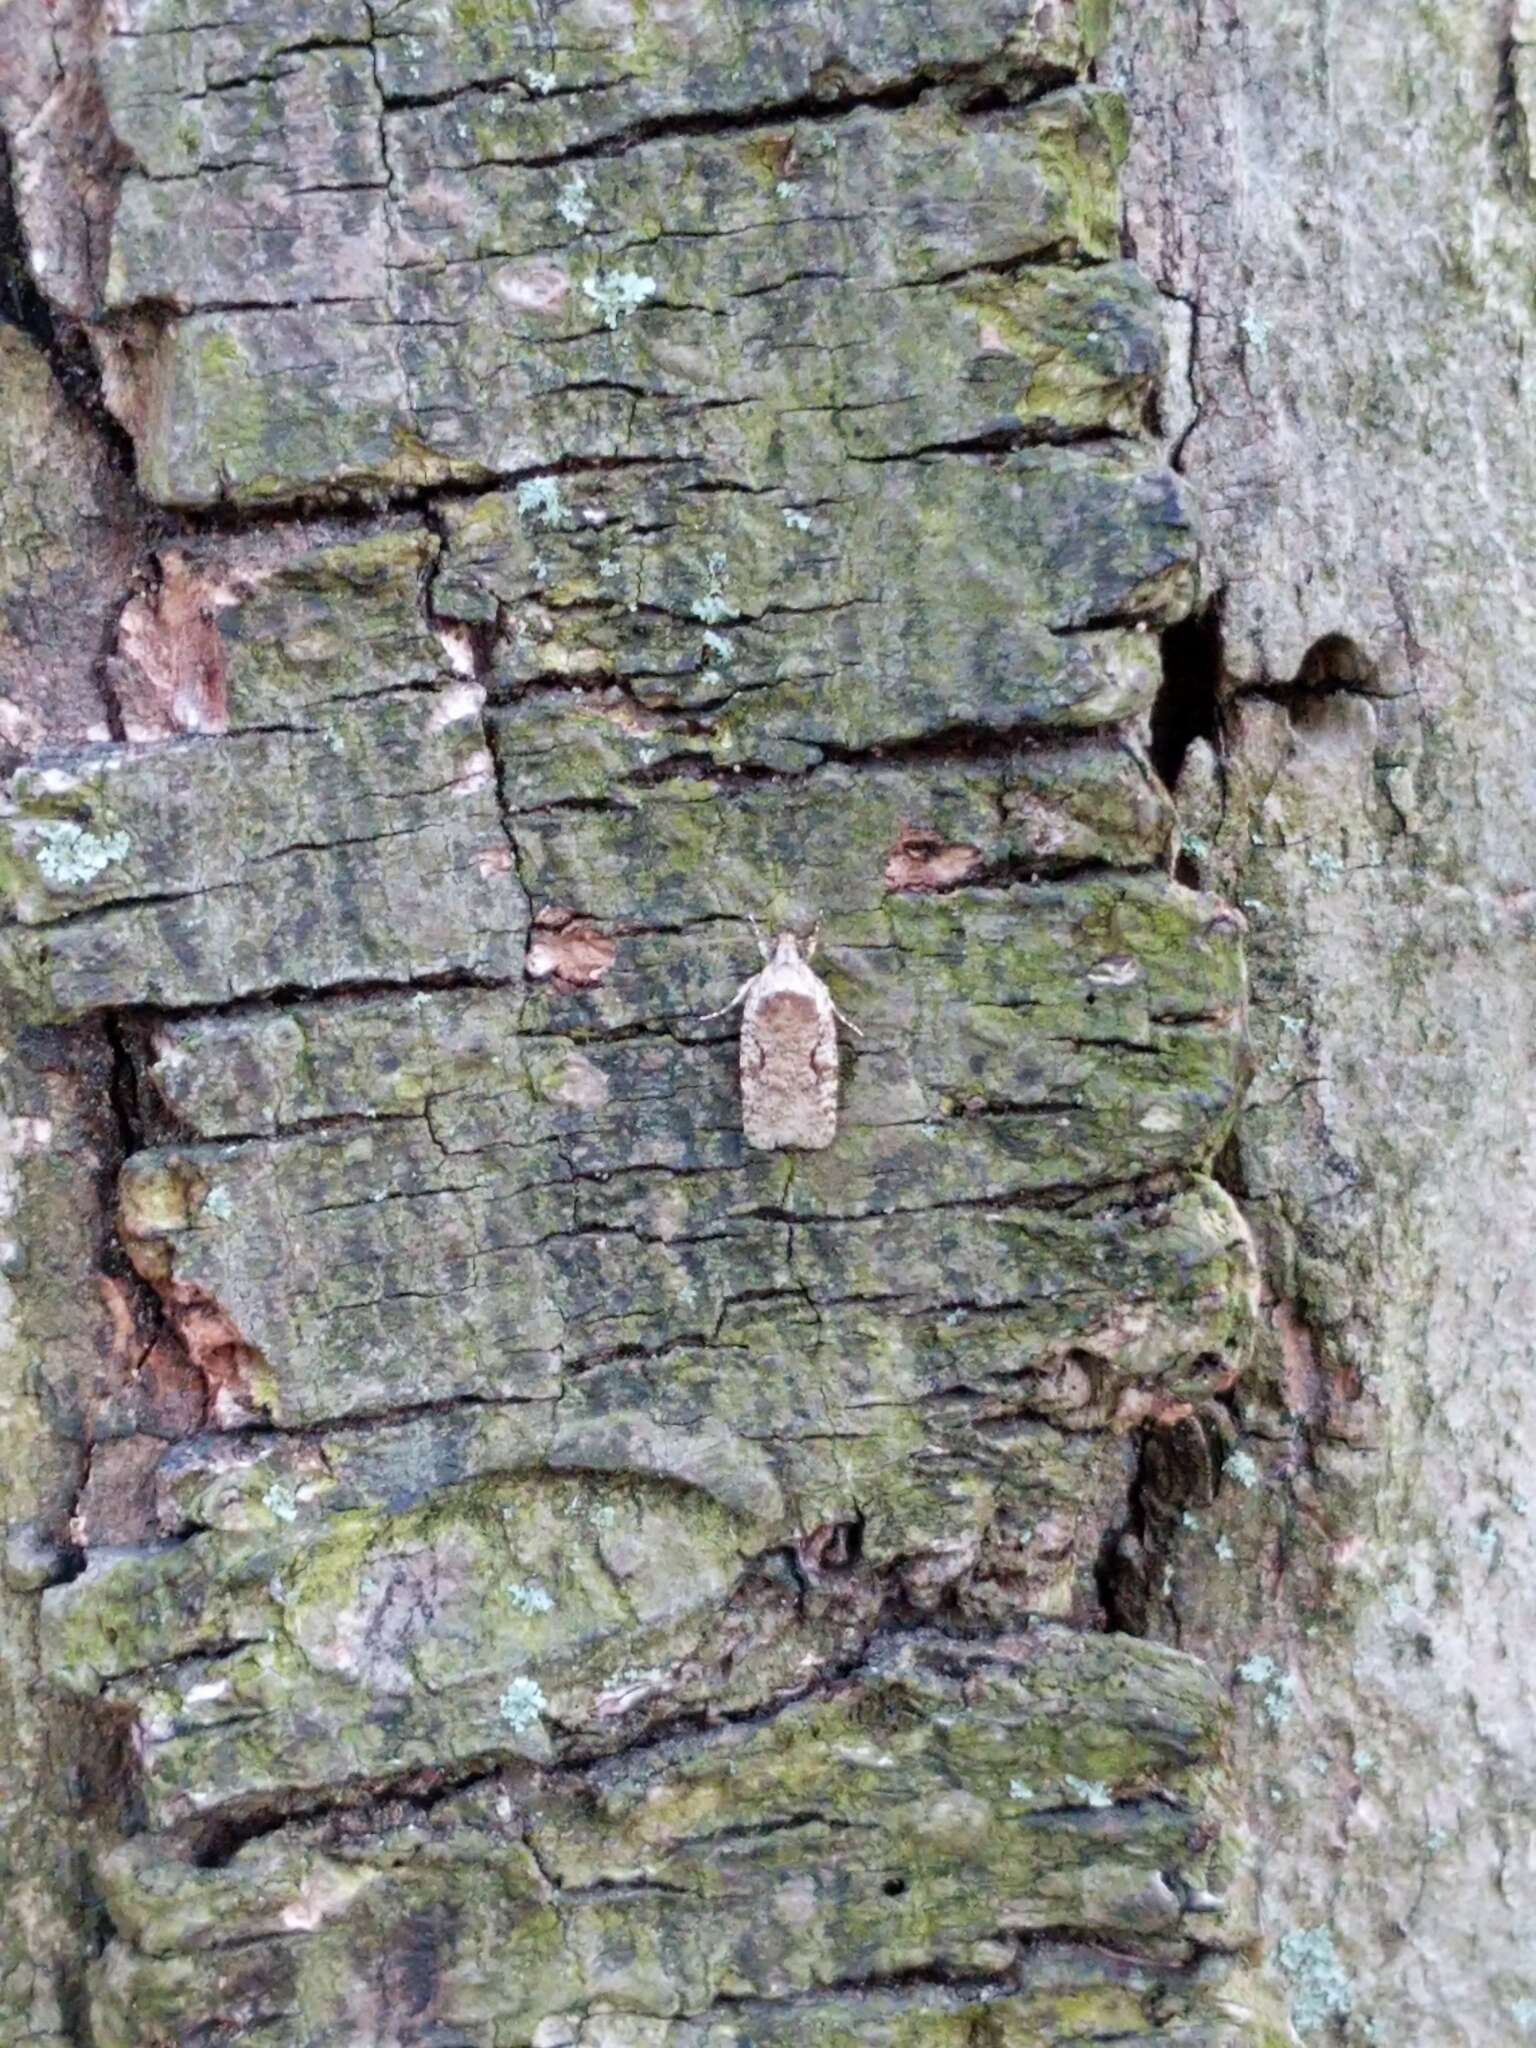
[0,1,1283,2040]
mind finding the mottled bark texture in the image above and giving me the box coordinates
[0,1,1522,2044]
[1100,4,1536,2043]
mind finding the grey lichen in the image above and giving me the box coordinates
[1261,1675,1298,1728]
[34,820,131,887]
[508,1581,554,1616]
[1237,1652,1298,1728]
[1063,1775,1114,1808]
[555,170,594,230]
[498,1676,548,1731]
[580,269,658,329]
[690,550,732,624]
[1277,1926,1353,2035]
[516,476,567,527]
[1226,1448,1262,1490]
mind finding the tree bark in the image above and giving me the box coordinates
[0,2,1528,2043]
[1098,5,1536,2042]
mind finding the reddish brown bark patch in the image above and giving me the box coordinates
[1272,1296,1372,1443]
[883,826,983,893]
[107,551,232,740]
[71,1436,166,1548]
[1111,1386,1197,1433]
[524,907,617,990]
[156,1279,272,1428]
[1273,1297,1325,1419]
[117,1164,274,1429]
[93,1274,207,1437]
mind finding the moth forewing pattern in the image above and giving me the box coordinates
[703,930,858,1152]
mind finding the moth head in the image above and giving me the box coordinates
[769,929,809,969]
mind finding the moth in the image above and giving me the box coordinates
[703,927,859,1151]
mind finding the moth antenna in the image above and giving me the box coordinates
[748,912,769,961]
[805,925,820,959]
[700,977,754,1023]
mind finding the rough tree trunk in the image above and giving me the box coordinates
[0,3,1528,2044]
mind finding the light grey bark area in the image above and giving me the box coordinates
[1103,4,1536,2041]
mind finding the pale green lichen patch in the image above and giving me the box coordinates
[516,475,567,526]
[1277,1926,1354,2035]
[1062,1775,1114,1808]
[1236,1654,1299,1729]
[555,170,594,229]
[1226,1448,1262,1489]
[509,1581,554,1616]
[33,820,131,888]
[688,548,732,624]
[579,268,658,329]
[498,1675,548,1730]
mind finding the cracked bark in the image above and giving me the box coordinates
[3,2,1525,2045]
[1099,4,1536,2043]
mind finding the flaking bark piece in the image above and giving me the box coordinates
[524,907,617,990]
[704,930,859,1152]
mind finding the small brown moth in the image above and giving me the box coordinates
[703,927,859,1151]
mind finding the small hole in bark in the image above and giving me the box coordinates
[1185,1351,1238,1392]
[796,1514,865,1577]
[1282,633,1379,733]
[1296,632,1373,693]
[1151,603,1223,792]
[958,83,1012,115]
[883,825,983,894]
[883,1876,908,1897]
[75,1700,142,1829]
[1210,1132,1246,1199]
